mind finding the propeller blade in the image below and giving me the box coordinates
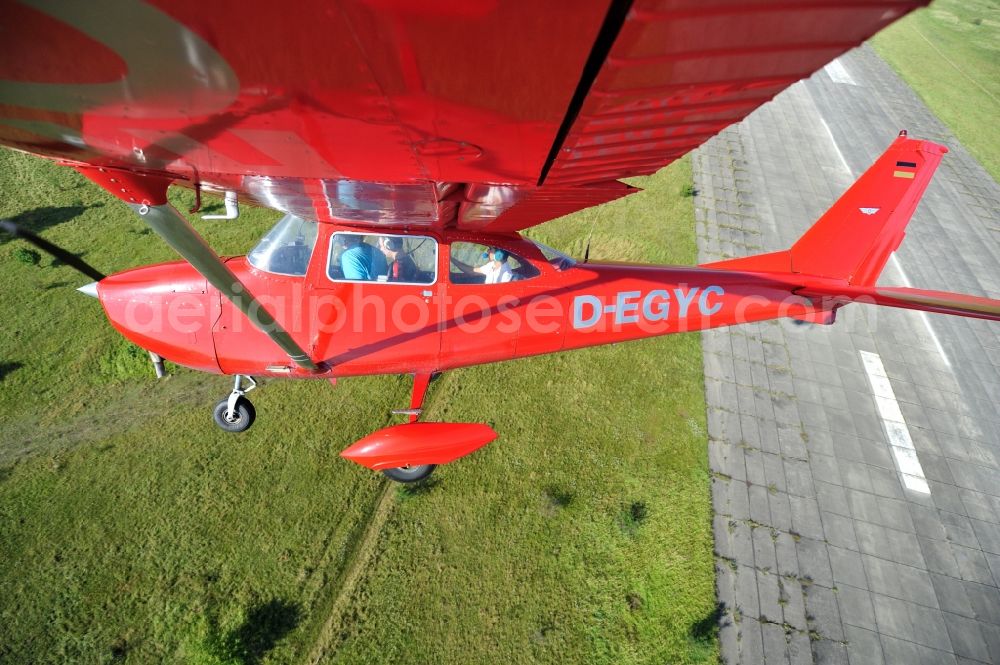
[1,219,106,281]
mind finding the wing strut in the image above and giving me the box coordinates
[75,166,319,372]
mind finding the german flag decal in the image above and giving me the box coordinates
[894,160,917,179]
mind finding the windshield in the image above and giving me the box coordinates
[528,240,577,271]
[247,214,318,276]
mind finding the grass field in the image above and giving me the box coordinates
[871,0,1000,182]
[0,149,715,663]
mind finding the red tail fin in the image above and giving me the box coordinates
[790,133,945,285]
[703,133,947,286]
[701,134,1000,324]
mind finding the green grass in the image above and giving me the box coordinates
[871,0,1000,181]
[0,149,714,664]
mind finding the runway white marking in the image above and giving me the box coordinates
[818,117,852,176]
[825,58,857,86]
[860,350,930,494]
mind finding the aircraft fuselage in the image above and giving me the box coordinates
[95,223,833,378]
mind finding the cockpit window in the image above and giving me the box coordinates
[327,232,437,285]
[449,242,541,284]
[247,214,318,276]
[528,240,577,271]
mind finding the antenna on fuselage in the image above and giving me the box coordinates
[582,206,602,264]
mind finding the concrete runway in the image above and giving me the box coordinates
[693,44,1000,664]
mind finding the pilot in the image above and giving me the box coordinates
[380,236,418,283]
[339,234,387,281]
[476,247,513,284]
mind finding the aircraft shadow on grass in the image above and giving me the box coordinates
[689,601,727,653]
[397,476,441,499]
[204,598,302,665]
[0,361,21,384]
[0,204,102,245]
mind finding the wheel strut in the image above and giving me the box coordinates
[391,372,433,423]
[379,372,439,482]
[226,374,257,421]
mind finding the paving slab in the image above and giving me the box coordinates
[697,44,1000,664]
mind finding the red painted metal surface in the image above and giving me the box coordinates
[74,166,172,206]
[0,0,606,227]
[340,422,499,470]
[702,135,947,284]
[76,134,1000,474]
[0,0,928,231]
[96,261,219,373]
[542,0,928,185]
[408,373,433,423]
[88,136,1000,385]
[13,2,990,478]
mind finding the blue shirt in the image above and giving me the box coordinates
[341,242,387,280]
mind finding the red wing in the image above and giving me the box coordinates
[542,1,926,185]
[0,0,926,231]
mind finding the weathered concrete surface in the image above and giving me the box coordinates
[696,44,1000,665]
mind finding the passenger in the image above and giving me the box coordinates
[380,236,418,283]
[339,234,387,281]
[476,247,513,284]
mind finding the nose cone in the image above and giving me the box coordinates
[77,281,99,298]
[97,261,221,373]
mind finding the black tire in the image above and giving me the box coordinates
[382,464,436,483]
[213,397,256,433]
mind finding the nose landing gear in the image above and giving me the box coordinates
[213,375,257,433]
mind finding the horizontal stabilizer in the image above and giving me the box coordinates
[871,286,1000,321]
[797,284,1000,322]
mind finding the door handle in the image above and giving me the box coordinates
[421,290,433,298]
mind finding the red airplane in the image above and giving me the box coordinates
[2,0,997,483]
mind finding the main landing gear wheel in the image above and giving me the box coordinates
[382,464,436,483]
[213,374,258,433]
[213,397,256,432]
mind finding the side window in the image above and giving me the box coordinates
[448,242,541,285]
[327,233,437,285]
